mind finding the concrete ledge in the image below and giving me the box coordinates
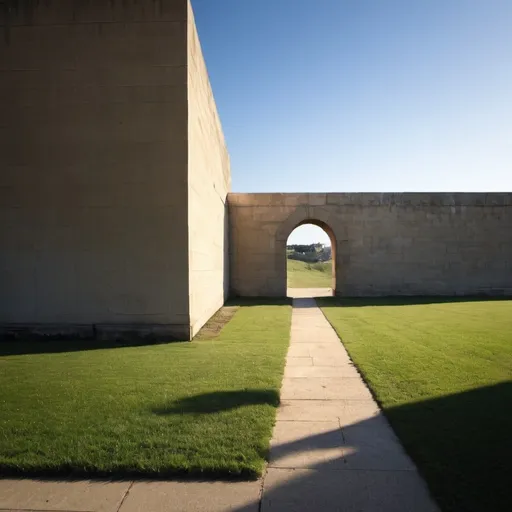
[0,323,191,341]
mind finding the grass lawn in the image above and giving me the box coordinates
[287,259,332,288]
[318,297,512,512]
[0,300,291,479]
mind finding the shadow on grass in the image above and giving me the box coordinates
[383,381,512,512]
[318,295,512,307]
[153,389,280,416]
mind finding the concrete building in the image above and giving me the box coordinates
[1,0,511,340]
[0,0,229,340]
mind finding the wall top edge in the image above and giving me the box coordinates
[0,0,188,28]
[227,192,512,207]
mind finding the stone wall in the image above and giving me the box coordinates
[0,0,192,338]
[229,193,512,297]
[187,0,230,336]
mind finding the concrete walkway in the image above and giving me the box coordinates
[0,295,439,512]
[259,295,439,511]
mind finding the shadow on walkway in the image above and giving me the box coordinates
[231,381,512,512]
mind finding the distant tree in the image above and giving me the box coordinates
[286,242,331,262]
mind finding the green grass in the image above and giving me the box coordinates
[318,297,512,512]
[287,259,332,288]
[0,301,292,479]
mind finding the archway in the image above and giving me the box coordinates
[285,220,336,297]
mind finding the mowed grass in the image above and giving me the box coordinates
[0,301,292,479]
[318,297,512,512]
[287,259,332,288]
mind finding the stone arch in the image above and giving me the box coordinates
[276,207,340,294]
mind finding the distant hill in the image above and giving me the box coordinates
[287,259,332,288]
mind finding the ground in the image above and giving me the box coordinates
[0,300,291,478]
[2,294,511,512]
[287,259,332,288]
[318,297,512,512]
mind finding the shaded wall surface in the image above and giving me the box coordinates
[187,0,230,337]
[0,0,193,338]
[229,193,512,297]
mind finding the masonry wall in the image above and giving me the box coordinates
[0,0,191,338]
[229,193,512,297]
[187,0,231,336]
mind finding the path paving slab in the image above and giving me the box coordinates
[277,399,380,423]
[118,480,260,512]
[341,417,416,471]
[286,344,312,357]
[312,355,355,367]
[281,377,374,400]
[284,365,359,378]
[0,478,131,512]
[269,421,345,469]
[261,469,439,512]
[290,334,341,344]
[285,356,313,367]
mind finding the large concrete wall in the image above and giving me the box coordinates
[187,0,230,336]
[0,0,192,338]
[229,193,512,297]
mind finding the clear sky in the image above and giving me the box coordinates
[192,0,512,243]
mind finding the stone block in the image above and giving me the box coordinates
[277,399,380,423]
[120,480,260,512]
[308,193,327,206]
[281,377,373,400]
[0,478,131,512]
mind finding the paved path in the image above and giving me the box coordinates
[259,296,439,511]
[0,295,439,512]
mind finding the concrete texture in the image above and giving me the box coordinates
[0,478,132,512]
[187,1,230,337]
[230,193,512,297]
[0,0,229,340]
[0,478,260,512]
[0,0,189,337]
[119,480,260,512]
[261,469,439,512]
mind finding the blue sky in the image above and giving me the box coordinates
[192,0,511,244]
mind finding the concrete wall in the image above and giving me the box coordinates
[0,0,192,338]
[187,0,231,336]
[229,193,512,297]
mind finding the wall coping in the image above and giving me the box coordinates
[228,192,512,207]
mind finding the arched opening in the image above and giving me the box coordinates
[286,220,336,298]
